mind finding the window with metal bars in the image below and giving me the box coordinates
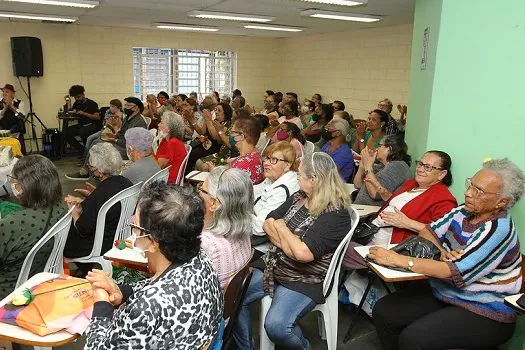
[133,47,236,101]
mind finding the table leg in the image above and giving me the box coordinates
[343,275,374,344]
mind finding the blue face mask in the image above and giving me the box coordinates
[228,134,238,147]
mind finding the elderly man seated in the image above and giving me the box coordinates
[369,158,524,350]
[121,127,160,184]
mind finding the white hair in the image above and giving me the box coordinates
[161,111,185,140]
[483,158,524,208]
[89,142,123,175]
[328,118,352,142]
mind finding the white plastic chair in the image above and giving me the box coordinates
[259,207,359,350]
[142,115,152,128]
[142,165,171,189]
[260,139,271,154]
[175,144,192,185]
[15,207,74,288]
[67,182,142,274]
[304,140,315,155]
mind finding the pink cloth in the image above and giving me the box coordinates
[230,151,264,184]
[200,230,251,290]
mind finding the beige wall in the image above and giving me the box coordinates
[0,22,412,144]
[0,22,280,130]
[277,24,413,120]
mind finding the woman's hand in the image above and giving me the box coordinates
[440,249,465,262]
[360,147,377,169]
[367,246,404,268]
[64,194,83,206]
[203,109,212,122]
[74,182,96,197]
[380,208,410,229]
[356,121,367,137]
[86,269,123,306]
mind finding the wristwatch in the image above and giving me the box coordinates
[218,131,223,135]
[407,259,415,270]
[359,138,365,143]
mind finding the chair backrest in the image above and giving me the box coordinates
[521,254,525,293]
[16,207,74,288]
[142,165,171,189]
[175,144,192,185]
[85,182,143,259]
[222,250,254,348]
[304,140,315,154]
[322,207,359,297]
[260,139,271,155]
[142,116,152,128]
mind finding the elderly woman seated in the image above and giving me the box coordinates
[0,155,66,299]
[353,134,412,206]
[154,111,187,184]
[121,127,160,184]
[253,141,299,237]
[84,183,223,349]
[63,143,133,267]
[233,152,353,349]
[321,118,355,182]
[198,167,253,289]
[344,150,458,269]
[370,158,524,350]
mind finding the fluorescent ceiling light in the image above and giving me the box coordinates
[4,0,99,8]
[187,10,274,23]
[0,11,77,21]
[297,0,367,6]
[301,9,380,22]
[244,24,303,32]
[153,23,219,32]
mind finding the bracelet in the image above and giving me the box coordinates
[365,168,373,175]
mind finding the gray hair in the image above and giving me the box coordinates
[221,94,231,104]
[89,142,123,176]
[483,158,524,208]
[206,166,254,239]
[125,127,153,153]
[161,110,185,140]
[328,118,352,142]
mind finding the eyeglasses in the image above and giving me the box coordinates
[6,174,17,183]
[415,161,443,172]
[465,178,501,197]
[230,130,244,137]
[377,143,386,148]
[128,223,152,237]
[196,182,216,199]
[262,156,288,165]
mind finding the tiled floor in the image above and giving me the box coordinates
[18,156,383,350]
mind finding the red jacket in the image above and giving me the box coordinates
[379,178,458,243]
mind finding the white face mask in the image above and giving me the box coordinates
[11,183,21,197]
[301,105,310,113]
[129,232,151,258]
[157,131,168,140]
[126,147,133,161]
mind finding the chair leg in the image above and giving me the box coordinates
[342,275,374,344]
[259,296,275,350]
[317,313,326,340]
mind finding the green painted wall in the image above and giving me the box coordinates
[407,1,525,348]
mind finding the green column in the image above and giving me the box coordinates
[406,1,525,348]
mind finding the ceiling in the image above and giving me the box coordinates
[0,0,415,37]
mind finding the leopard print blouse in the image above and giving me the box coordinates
[84,251,223,349]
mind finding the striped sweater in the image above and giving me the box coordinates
[428,205,522,323]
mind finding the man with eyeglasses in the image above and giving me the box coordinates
[370,158,524,349]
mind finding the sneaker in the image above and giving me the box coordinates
[65,171,89,180]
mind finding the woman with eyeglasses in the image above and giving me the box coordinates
[0,155,66,299]
[369,158,524,350]
[197,167,253,289]
[353,134,412,206]
[253,141,300,238]
[234,152,352,349]
[343,150,457,269]
[84,183,223,349]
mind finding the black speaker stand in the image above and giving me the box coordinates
[22,76,47,153]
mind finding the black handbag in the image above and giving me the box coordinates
[391,236,441,260]
[352,214,389,246]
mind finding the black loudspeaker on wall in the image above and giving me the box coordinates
[10,36,44,77]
